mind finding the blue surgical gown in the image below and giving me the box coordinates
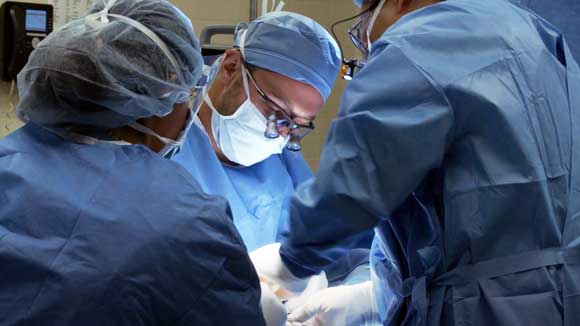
[0,123,265,326]
[516,0,580,59]
[172,120,373,282]
[280,0,580,325]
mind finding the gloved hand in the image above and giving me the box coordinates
[260,282,287,326]
[250,243,327,300]
[286,281,379,326]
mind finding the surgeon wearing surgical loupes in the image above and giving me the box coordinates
[171,11,373,275]
[251,0,580,325]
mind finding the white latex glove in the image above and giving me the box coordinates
[250,243,327,300]
[260,282,287,326]
[287,281,379,326]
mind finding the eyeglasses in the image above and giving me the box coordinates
[347,1,382,57]
[330,2,381,79]
[347,12,372,57]
[244,66,315,152]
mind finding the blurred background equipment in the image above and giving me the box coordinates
[0,1,53,81]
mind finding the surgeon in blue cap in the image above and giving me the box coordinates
[252,0,580,325]
[172,11,372,261]
[0,0,273,324]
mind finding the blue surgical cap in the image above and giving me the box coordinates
[17,0,203,130]
[237,12,341,101]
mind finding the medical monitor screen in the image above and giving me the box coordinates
[25,9,47,32]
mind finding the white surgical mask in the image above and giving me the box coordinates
[203,64,288,167]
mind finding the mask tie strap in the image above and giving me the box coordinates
[366,0,386,53]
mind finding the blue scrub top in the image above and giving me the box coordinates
[0,123,265,325]
[172,120,313,251]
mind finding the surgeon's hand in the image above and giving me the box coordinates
[250,243,327,300]
[286,281,379,326]
[260,282,287,326]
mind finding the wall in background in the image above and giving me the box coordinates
[0,0,360,171]
[0,81,20,137]
[0,0,16,130]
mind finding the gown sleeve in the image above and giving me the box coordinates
[280,44,455,277]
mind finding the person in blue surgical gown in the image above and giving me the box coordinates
[171,11,373,280]
[252,0,580,325]
[0,0,273,324]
